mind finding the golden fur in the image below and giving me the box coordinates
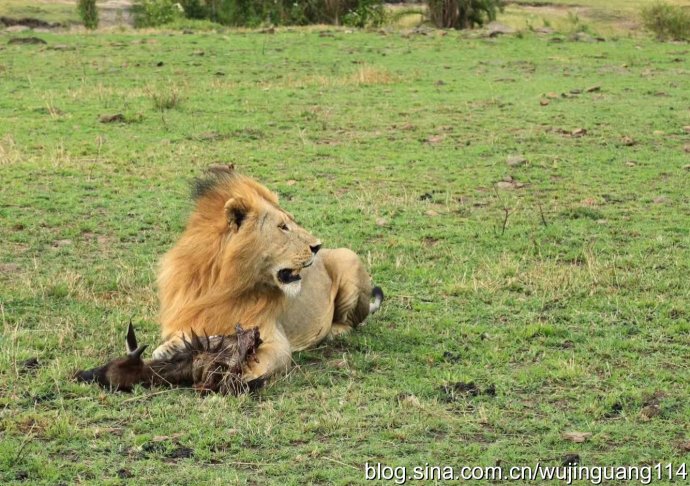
[153,166,382,380]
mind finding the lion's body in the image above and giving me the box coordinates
[153,167,381,380]
[280,248,374,351]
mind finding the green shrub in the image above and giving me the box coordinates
[130,0,385,28]
[426,0,503,30]
[641,2,690,41]
[343,0,387,28]
[133,0,185,27]
[77,0,99,30]
[195,0,385,28]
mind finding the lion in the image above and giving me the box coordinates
[151,165,383,381]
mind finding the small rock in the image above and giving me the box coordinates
[640,404,660,421]
[51,239,72,248]
[399,394,421,408]
[585,85,601,93]
[506,155,527,167]
[496,181,515,190]
[570,88,582,95]
[426,134,445,144]
[99,113,125,123]
[47,44,73,51]
[6,26,30,33]
[167,446,193,459]
[562,454,580,466]
[545,92,559,99]
[19,357,40,372]
[539,99,550,106]
[486,22,515,37]
[117,469,134,479]
[562,431,592,443]
[571,128,587,137]
[572,32,594,43]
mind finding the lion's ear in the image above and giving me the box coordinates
[224,197,249,231]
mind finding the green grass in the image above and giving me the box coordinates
[0,0,80,26]
[1,25,689,485]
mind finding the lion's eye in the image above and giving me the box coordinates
[278,223,289,231]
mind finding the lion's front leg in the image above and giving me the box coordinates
[242,324,292,382]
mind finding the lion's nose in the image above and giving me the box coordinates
[310,243,321,255]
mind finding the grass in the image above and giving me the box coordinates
[503,0,690,37]
[1,18,690,486]
[0,0,80,26]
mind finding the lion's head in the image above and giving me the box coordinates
[157,166,321,338]
[218,177,321,297]
[187,165,321,296]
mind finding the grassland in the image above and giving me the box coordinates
[1,12,690,486]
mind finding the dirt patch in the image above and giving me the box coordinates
[19,357,41,373]
[439,381,497,401]
[0,17,61,28]
[8,37,47,45]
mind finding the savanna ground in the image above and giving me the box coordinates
[1,1,690,484]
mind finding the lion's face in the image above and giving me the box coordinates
[223,189,321,298]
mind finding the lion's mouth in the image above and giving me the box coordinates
[277,268,301,284]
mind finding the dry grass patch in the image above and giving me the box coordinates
[262,65,396,89]
[0,136,22,165]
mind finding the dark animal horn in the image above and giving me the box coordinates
[126,320,138,354]
[212,335,226,353]
[128,344,148,360]
[190,330,202,351]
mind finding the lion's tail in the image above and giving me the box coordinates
[369,286,384,314]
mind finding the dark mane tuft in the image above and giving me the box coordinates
[190,164,236,200]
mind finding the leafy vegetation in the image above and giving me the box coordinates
[133,0,386,28]
[76,0,98,29]
[1,11,690,486]
[132,0,184,28]
[427,0,504,29]
[641,1,690,40]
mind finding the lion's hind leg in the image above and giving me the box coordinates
[325,249,377,330]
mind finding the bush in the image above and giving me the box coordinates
[641,2,690,41]
[77,0,99,29]
[343,0,387,28]
[130,0,385,28]
[133,0,185,27]
[139,0,387,28]
[427,0,503,30]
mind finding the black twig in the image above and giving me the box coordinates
[538,202,548,227]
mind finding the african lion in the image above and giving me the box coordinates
[152,166,383,381]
